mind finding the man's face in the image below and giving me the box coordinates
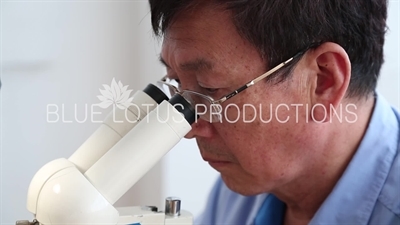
[161,4,316,195]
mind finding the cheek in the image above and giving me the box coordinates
[215,120,274,165]
[220,101,265,124]
[220,104,241,123]
[219,105,298,165]
[212,85,308,168]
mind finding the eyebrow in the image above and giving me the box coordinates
[159,56,214,72]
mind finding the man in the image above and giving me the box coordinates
[149,0,399,224]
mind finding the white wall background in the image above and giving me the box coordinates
[0,1,398,224]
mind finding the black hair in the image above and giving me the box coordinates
[149,0,387,98]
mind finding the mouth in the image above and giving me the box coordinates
[203,157,232,169]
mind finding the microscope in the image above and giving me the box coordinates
[16,83,197,225]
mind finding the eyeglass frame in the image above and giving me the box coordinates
[159,48,308,107]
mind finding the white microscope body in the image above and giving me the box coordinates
[17,84,196,225]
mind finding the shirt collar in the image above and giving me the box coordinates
[310,93,399,224]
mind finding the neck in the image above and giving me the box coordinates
[275,96,375,224]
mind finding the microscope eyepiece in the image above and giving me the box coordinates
[143,83,169,104]
[168,94,197,125]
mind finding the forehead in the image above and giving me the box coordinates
[162,6,232,60]
[164,4,236,46]
[161,5,266,85]
[161,4,263,74]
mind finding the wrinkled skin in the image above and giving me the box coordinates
[160,3,372,224]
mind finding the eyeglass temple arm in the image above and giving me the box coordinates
[217,55,298,103]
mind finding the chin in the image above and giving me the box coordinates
[221,175,265,196]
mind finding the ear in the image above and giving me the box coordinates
[307,42,351,122]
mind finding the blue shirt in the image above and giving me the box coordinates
[195,94,400,225]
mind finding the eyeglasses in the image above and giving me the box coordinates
[158,51,305,123]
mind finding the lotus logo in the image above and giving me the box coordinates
[97,78,134,109]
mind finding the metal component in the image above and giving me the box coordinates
[141,205,158,212]
[16,219,39,225]
[165,197,181,217]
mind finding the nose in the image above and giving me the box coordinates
[185,118,214,139]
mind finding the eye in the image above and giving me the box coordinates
[203,87,219,95]
[198,82,219,95]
